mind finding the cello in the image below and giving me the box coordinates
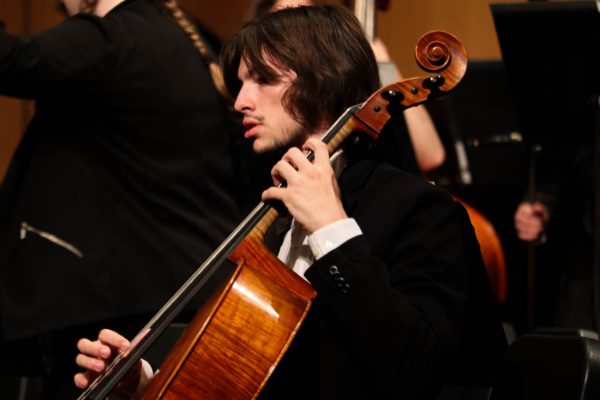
[353,0,506,305]
[78,30,467,400]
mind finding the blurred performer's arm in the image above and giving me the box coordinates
[372,38,445,171]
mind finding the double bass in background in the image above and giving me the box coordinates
[77,9,479,400]
[458,198,507,303]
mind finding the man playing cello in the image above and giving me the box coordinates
[74,5,505,399]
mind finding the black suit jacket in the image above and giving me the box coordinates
[261,159,506,399]
[0,0,243,339]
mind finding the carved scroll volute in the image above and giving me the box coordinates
[415,31,467,91]
[353,30,467,137]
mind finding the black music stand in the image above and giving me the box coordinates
[491,1,600,331]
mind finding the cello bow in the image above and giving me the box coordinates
[77,30,467,400]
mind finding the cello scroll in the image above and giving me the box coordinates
[352,31,467,139]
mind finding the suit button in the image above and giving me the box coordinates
[341,283,350,294]
[329,265,349,293]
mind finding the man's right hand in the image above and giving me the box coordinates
[514,201,549,242]
[74,329,141,396]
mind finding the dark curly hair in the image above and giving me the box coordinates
[221,5,380,133]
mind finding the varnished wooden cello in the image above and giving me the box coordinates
[78,30,467,400]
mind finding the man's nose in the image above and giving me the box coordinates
[234,85,253,113]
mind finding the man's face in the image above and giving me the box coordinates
[234,57,306,154]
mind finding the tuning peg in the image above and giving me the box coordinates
[423,75,445,89]
[381,88,404,102]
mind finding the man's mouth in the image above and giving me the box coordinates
[242,118,261,139]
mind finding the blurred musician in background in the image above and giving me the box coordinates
[514,146,595,331]
[0,0,245,398]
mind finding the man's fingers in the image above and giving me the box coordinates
[271,159,299,185]
[77,338,111,360]
[76,353,106,373]
[74,330,133,393]
[302,138,328,162]
[74,372,92,389]
[98,329,130,351]
[262,186,283,202]
[282,147,310,170]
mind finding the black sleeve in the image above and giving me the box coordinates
[304,188,469,398]
[0,14,116,99]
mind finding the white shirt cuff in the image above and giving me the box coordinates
[136,359,154,396]
[307,218,362,260]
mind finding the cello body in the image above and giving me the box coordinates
[141,210,316,399]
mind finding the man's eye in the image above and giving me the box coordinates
[256,76,270,85]
[250,73,267,84]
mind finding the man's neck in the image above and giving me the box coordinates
[94,0,125,16]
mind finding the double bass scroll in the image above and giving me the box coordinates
[78,30,468,400]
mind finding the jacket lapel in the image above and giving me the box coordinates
[338,159,380,215]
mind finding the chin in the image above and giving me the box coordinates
[252,144,267,154]
[252,141,275,154]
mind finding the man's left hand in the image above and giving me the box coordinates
[262,138,347,233]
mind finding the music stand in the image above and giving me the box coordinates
[491,1,600,331]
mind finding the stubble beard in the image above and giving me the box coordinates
[275,125,308,153]
[254,124,308,158]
